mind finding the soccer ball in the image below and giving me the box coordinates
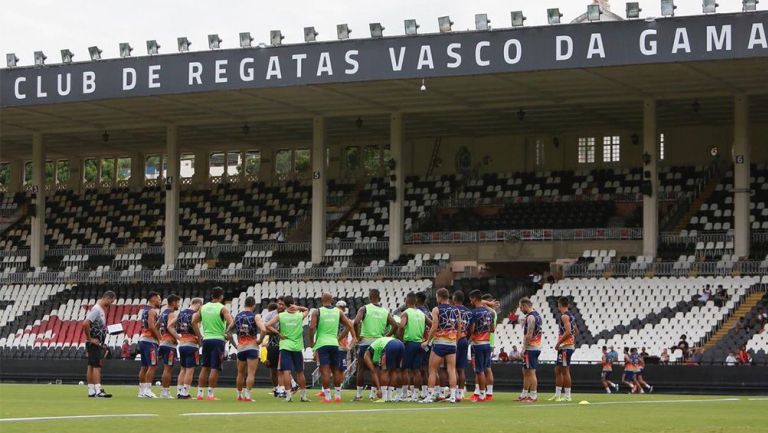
[155,381,161,386]
[78,381,84,385]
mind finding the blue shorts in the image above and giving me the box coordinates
[556,349,575,367]
[201,339,226,371]
[623,370,635,381]
[279,350,304,372]
[601,370,613,381]
[472,344,491,373]
[178,346,199,368]
[158,345,176,366]
[237,349,259,362]
[432,344,457,358]
[316,346,340,368]
[357,344,370,361]
[403,341,423,370]
[380,340,405,371]
[138,341,158,367]
[636,368,644,376]
[456,338,469,370]
[420,345,431,369]
[338,350,348,371]
[523,349,540,370]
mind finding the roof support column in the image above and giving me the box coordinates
[130,153,144,191]
[733,94,751,258]
[193,151,209,188]
[642,98,658,258]
[6,159,23,194]
[311,117,327,265]
[389,113,404,262]
[30,132,46,268]
[164,125,180,266]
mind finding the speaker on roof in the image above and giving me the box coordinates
[641,180,652,196]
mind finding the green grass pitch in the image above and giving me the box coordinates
[0,384,764,433]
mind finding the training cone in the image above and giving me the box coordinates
[578,400,590,405]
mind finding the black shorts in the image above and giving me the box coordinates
[267,345,280,369]
[86,342,104,368]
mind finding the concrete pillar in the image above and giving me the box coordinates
[130,153,144,191]
[311,117,327,264]
[389,113,405,262]
[733,94,751,258]
[31,133,46,268]
[164,125,180,265]
[642,99,658,257]
[7,159,23,194]
[193,151,209,187]
[71,158,84,194]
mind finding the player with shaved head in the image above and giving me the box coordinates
[310,292,357,403]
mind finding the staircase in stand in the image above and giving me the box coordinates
[425,136,442,178]
[673,168,724,233]
[703,287,767,351]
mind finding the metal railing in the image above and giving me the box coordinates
[563,260,766,278]
[406,227,643,244]
[0,264,440,284]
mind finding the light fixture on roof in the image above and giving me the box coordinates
[661,0,677,17]
[475,14,491,31]
[438,16,453,33]
[517,108,525,121]
[355,117,363,129]
[60,49,74,64]
[208,34,222,49]
[242,123,250,136]
[587,4,603,21]
[88,46,103,61]
[547,8,563,24]
[270,30,285,46]
[511,11,527,27]
[626,2,642,18]
[369,23,385,38]
[177,37,191,52]
[419,78,426,92]
[743,0,759,11]
[119,43,133,58]
[239,32,254,48]
[337,24,351,40]
[303,27,318,42]
[404,19,419,36]
[146,40,160,55]
[6,53,19,68]
[34,51,47,66]
[702,0,718,13]
[102,130,110,142]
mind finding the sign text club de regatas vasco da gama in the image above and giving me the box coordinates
[1,12,767,107]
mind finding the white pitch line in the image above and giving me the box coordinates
[181,406,474,417]
[514,398,741,408]
[0,414,158,423]
[747,398,768,401]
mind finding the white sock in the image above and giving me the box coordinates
[474,383,480,395]
[479,390,486,400]
[162,387,170,395]
[237,389,242,398]
[370,387,377,398]
[487,385,493,395]
[421,385,428,397]
[88,384,95,395]
[334,387,342,399]
[277,385,285,394]
[323,388,330,400]
[565,387,571,398]
[530,390,538,400]
[605,386,611,394]
[300,389,307,399]
[554,387,562,397]
[356,386,363,398]
[207,387,214,397]
[95,384,101,394]
[400,386,407,398]
[520,389,529,398]
[382,387,389,401]
[197,387,204,397]
[450,387,457,400]
[291,378,298,388]
[244,389,251,399]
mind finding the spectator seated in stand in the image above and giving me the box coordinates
[725,352,739,366]
[677,335,691,361]
[498,348,509,362]
[688,347,704,366]
[509,345,523,362]
[121,339,131,360]
[738,345,752,365]
[713,285,728,308]
[660,348,670,365]
[697,284,712,306]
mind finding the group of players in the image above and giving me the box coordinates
[81,286,645,403]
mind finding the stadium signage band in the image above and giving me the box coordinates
[1,12,766,108]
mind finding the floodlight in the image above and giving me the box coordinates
[369,23,385,38]
[177,37,191,52]
[587,4,602,21]
[743,0,759,11]
[88,46,102,61]
[119,43,133,58]
[146,40,160,55]
[337,24,351,40]
[304,27,318,42]
[703,0,718,13]
[404,19,419,36]
[661,0,677,16]
[511,11,527,27]
[270,30,285,46]
[239,32,254,48]
[34,51,47,66]
[547,8,563,24]
[475,14,491,31]
[626,2,642,18]
[60,49,74,64]
[6,53,19,67]
[438,16,453,33]
[208,34,222,49]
